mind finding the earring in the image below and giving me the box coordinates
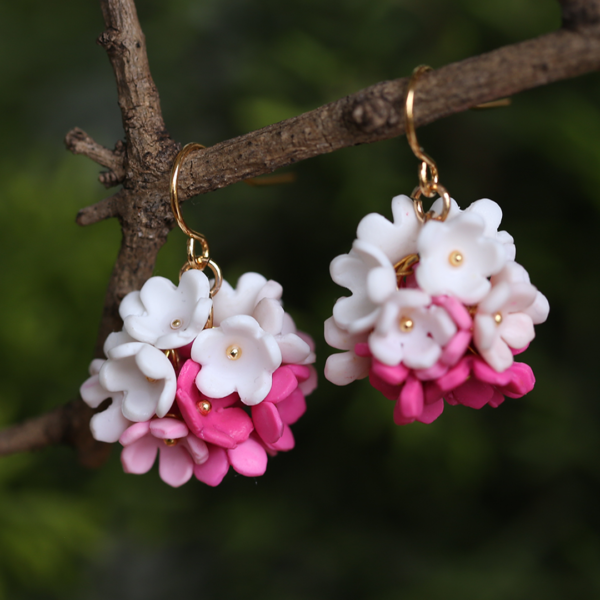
[80,143,316,487]
[324,66,548,426]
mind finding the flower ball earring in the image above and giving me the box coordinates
[80,143,317,487]
[324,65,549,426]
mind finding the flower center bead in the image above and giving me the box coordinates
[399,316,414,333]
[171,319,182,329]
[226,345,242,360]
[146,377,158,383]
[164,439,178,446]
[449,251,463,267]
[197,400,212,415]
[494,312,503,325]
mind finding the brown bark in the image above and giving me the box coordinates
[0,0,599,464]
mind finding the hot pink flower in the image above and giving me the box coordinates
[193,436,269,487]
[176,360,254,449]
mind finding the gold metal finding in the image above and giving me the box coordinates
[164,439,178,447]
[404,65,451,223]
[449,251,464,267]
[197,400,212,415]
[170,142,223,297]
[226,345,242,360]
[163,349,181,372]
[399,316,414,333]
[494,312,503,325]
[394,253,420,286]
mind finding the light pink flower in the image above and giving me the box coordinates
[120,418,209,488]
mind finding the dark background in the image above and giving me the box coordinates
[0,0,599,598]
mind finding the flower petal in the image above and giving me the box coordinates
[90,398,130,443]
[158,444,194,487]
[193,445,229,486]
[121,435,158,474]
[253,402,284,444]
[227,437,268,477]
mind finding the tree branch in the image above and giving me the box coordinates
[65,128,126,188]
[2,0,600,462]
[174,26,600,201]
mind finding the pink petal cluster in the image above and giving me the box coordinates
[119,352,312,488]
[355,294,536,425]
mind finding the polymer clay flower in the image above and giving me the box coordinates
[331,239,397,334]
[369,289,456,369]
[212,272,283,326]
[176,359,253,448]
[120,417,209,488]
[473,280,538,372]
[254,298,314,365]
[324,317,370,385]
[100,341,177,421]
[492,261,550,325]
[430,197,516,260]
[193,436,269,487]
[416,212,506,304]
[119,269,212,349]
[356,194,421,263]
[80,358,132,443]
[251,365,302,445]
[191,314,282,405]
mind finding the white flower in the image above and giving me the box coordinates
[99,342,177,421]
[369,289,456,368]
[80,358,132,443]
[119,270,212,349]
[212,272,283,326]
[473,279,538,372]
[324,317,370,385]
[416,212,506,304]
[491,261,549,325]
[356,194,421,263]
[191,315,282,405]
[331,239,397,334]
[253,298,314,365]
[431,197,516,260]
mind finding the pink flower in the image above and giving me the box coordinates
[193,436,269,487]
[175,360,254,449]
[251,365,309,449]
[119,418,209,488]
[366,346,535,425]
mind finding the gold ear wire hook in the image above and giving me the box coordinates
[170,142,223,297]
[405,65,451,223]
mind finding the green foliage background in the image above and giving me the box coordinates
[1,0,599,598]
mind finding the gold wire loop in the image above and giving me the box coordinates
[180,257,223,298]
[405,65,452,224]
[171,142,223,298]
[170,143,210,261]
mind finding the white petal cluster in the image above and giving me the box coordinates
[82,271,316,444]
[325,194,548,380]
[193,275,314,405]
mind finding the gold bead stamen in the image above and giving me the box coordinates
[226,345,242,360]
[399,316,414,333]
[197,400,212,415]
[164,439,178,447]
[146,377,158,383]
[171,319,182,329]
[449,251,463,267]
[494,312,503,325]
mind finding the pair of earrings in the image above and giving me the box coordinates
[80,67,548,487]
